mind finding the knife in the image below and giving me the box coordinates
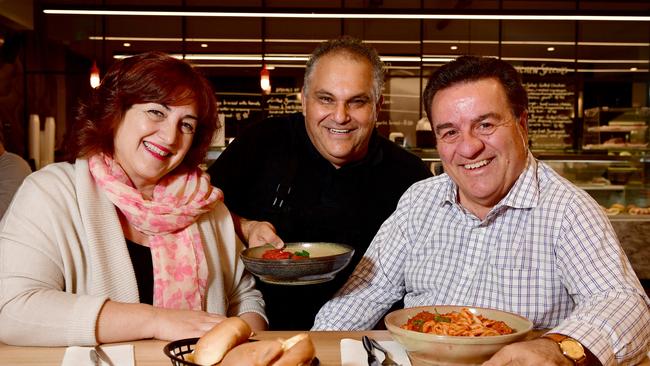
[93,345,115,366]
[362,335,380,366]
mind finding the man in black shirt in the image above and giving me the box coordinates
[209,37,432,329]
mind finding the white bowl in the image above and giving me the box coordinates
[384,305,533,366]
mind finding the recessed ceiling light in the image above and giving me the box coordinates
[547,46,555,51]
[450,45,458,50]
[631,67,638,71]
[201,43,208,48]
[123,42,131,47]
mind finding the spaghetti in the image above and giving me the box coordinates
[401,307,514,337]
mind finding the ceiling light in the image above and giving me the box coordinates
[123,42,131,47]
[43,9,650,21]
[87,36,650,48]
[381,56,422,62]
[630,67,638,71]
[112,53,646,67]
[265,55,309,61]
[578,68,648,72]
[89,61,100,88]
[200,43,208,48]
[547,46,555,51]
[260,65,271,94]
[450,45,458,50]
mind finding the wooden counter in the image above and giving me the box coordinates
[0,330,647,366]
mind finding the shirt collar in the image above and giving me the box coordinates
[499,152,539,210]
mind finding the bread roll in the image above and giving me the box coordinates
[272,333,316,366]
[220,340,284,366]
[193,317,252,366]
[220,333,316,366]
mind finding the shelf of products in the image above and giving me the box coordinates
[583,107,650,151]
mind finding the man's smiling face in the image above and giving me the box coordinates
[301,51,380,168]
[430,77,529,218]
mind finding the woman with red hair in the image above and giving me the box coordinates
[0,52,266,346]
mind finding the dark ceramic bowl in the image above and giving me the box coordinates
[240,242,355,285]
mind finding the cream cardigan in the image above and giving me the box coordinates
[0,159,265,346]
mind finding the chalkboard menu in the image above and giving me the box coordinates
[215,87,302,139]
[518,65,575,149]
[267,87,302,116]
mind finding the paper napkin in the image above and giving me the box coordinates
[61,344,134,366]
[340,338,411,366]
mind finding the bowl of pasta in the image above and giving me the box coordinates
[384,305,533,366]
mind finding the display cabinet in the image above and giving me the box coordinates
[539,153,650,220]
[583,107,650,151]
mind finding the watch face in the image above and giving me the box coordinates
[561,339,585,360]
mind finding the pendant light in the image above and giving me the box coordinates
[89,60,100,88]
[259,13,271,94]
[260,64,271,94]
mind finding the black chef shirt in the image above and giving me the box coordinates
[208,113,432,329]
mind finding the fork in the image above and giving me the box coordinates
[369,338,401,366]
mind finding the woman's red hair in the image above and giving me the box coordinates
[67,51,219,169]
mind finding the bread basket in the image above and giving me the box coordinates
[163,337,201,366]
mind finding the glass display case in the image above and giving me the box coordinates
[539,153,650,221]
[583,107,650,151]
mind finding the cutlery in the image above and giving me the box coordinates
[362,336,380,366]
[93,345,115,366]
[369,338,401,366]
[89,348,100,366]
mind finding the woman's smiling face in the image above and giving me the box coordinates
[113,102,198,196]
[430,78,529,218]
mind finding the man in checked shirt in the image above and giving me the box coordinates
[313,56,650,365]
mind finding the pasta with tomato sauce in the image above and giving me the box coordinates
[402,308,514,337]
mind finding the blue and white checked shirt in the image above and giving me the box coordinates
[313,153,650,365]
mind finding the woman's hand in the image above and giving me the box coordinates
[150,307,227,341]
[231,213,284,248]
[96,301,226,343]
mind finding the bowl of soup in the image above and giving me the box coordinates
[240,242,354,285]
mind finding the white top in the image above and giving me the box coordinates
[0,151,31,219]
[0,159,266,346]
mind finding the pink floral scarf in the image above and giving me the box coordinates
[88,154,223,310]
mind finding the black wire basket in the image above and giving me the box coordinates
[163,337,201,366]
[163,337,320,366]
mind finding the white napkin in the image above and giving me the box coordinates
[340,338,411,366]
[61,345,134,366]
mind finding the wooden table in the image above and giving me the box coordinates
[0,330,648,366]
[0,331,388,366]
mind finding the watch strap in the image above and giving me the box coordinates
[542,333,587,366]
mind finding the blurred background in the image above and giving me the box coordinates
[0,0,647,155]
[0,0,649,292]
